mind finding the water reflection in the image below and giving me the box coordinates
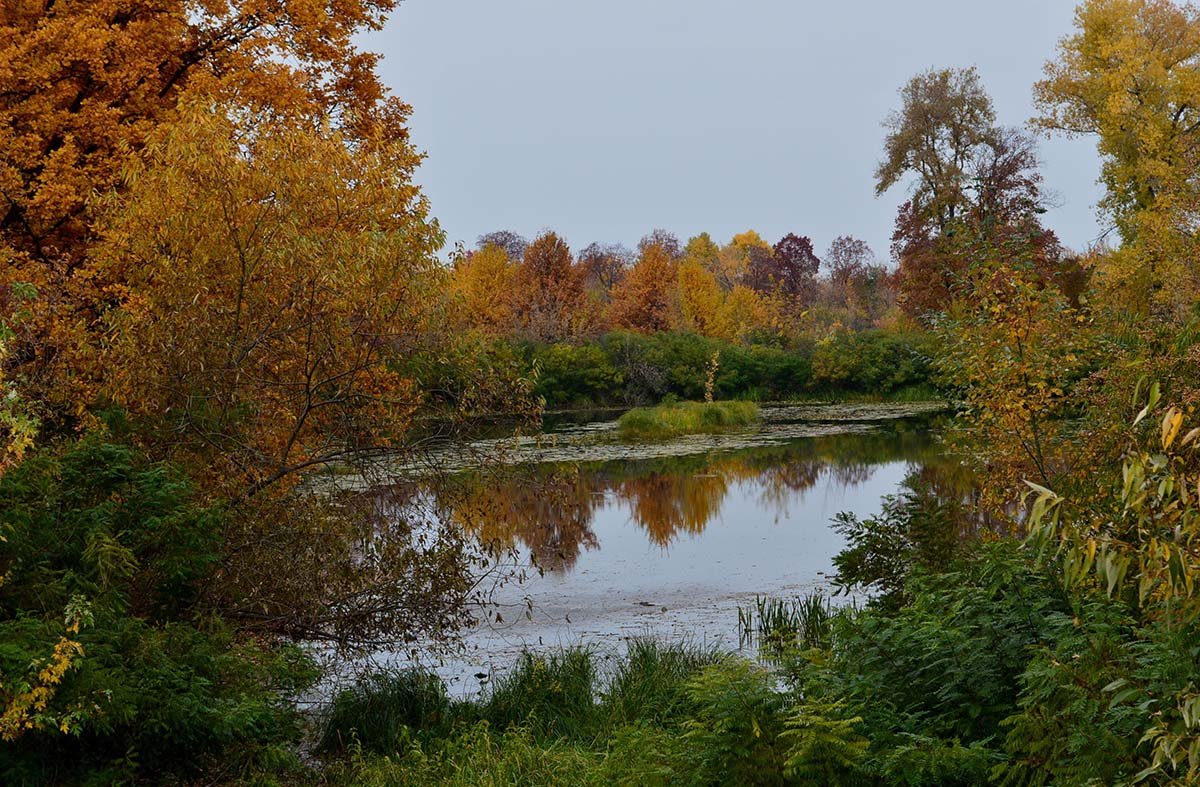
[423,424,942,572]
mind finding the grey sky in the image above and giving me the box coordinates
[364,0,1105,263]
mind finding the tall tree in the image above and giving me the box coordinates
[677,259,724,335]
[513,232,590,342]
[638,228,682,260]
[768,233,822,302]
[683,232,722,270]
[578,242,632,300]
[477,230,530,261]
[450,244,518,335]
[825,236,876,306]
[1035,0,1200,309]
[609,242,677,333]
[1,0,409,421]
[876,67,997,232]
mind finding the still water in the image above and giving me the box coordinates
[372,403,944,694]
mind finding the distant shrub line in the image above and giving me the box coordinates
[516,329,938,409]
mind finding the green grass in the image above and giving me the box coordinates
[616,400,760,439]
[318,668,452,754]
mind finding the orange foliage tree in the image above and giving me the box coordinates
[90,101,445,499]
[1,0,408,419]
[609,241,678,333]
[512,232,592,342]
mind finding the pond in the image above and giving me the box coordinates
[356,402,948,695]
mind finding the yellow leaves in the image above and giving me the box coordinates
[0,599,90,742]
[1162,406,1184,450]
[1036,0,1200,307]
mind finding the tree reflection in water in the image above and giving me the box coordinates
[416,422,959,572]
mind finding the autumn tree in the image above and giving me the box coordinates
[683,232,722,271]
[85,100,492,650]
[609,241,677,333]
[768,233,822,303]
[879,68,1075,319]
[638,228,682,260]
[677,259,724,335]
[1,0,409,419]
[713,285,768,343]
[477,230,530,261]
[92,100,442,496]
[578,242,632,301]
[1035,0,1200,310]
[825,236,875,306]
[876,67,997,232]
[512,232,592,342]
[449,244,518,335]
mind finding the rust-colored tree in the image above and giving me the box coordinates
[1,0,408,420]
[609,242,678,333]
[512,232,592,342]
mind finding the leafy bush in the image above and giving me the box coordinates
[530,343,623,408]
[678,658,790,785]
[827,542,1066,744]
[0,439,315,784]
[810,330,934,394]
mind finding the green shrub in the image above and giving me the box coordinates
[0,439,316,785]
[826,542,1065,745]
[810,330,934,394]
[679,658,790,786]
[530,343,622,408]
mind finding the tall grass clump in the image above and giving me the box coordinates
[323,722,599,787]
[318,668,451,754]
[603,638,722,726]
[617,400,760,439]
[479,649,600,741]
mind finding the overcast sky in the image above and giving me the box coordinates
[364,0,1105,262]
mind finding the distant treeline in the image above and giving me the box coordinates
[448,228,899,348]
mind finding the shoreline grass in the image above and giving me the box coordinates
[616,400,760,439]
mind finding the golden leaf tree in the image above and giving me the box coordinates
[1,0,408,419]
[676,259,724,335]
[449,243,518,336]
[91,100,444,499]
[1035,0,1200,312]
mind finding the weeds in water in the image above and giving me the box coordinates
[617,400,760,439]
[738,592,835,660]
